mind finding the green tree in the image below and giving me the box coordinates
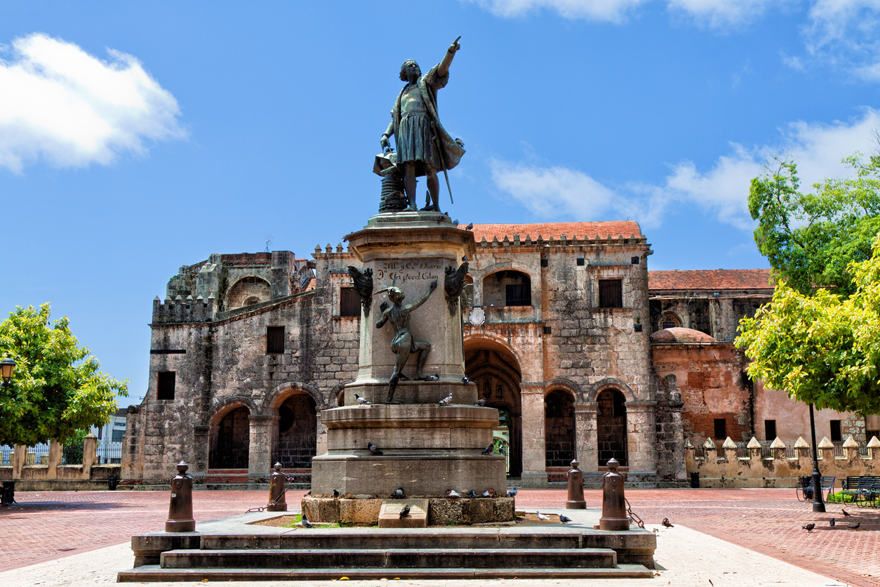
[0,304,127,446]
[736,239,880,414]
[748,154,880,295]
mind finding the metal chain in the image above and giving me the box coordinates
[625,497,645,529]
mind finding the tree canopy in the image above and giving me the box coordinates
[737,236,880,414]
[0,304,127,446]
[748,154,880,296]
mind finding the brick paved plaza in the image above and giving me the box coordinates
[0,488,877,586]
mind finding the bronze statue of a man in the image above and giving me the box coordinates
[380,37,465,212]
[376,280,437,402]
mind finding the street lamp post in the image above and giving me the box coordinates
[1,358,16,506]
[808,402,826,513]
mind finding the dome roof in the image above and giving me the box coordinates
[650,327,716,344]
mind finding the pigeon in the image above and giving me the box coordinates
[467,489,478,498]
[482,444,494,455]
[829,518,836,527]
[462,376,471,384]
[447,489,461,498]
[475,398,486,407]
[802,523,815,532]
[355,393,371,405]
[506,487,518,497]
[842,508,852,517]
[465,223,474,230]
[438,392,453,406]
[399,504,411,518]
[367,442,383,455]
[391,487,405,499]
[849,522,860,530]
[332,489,339,498]
[559,514,572,523]
[662,518,674,528]
[424,374,440,381]
[482,488,497,498]
[536,511,549,521]
[301,514,313,528]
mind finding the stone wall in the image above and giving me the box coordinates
[687,435,880,488]
[1,436,120,490]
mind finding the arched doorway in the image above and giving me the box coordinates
[544,389,576,467]
[464,339,522,477]
[209,405,250,469]
[272,393,317,468]
[596,388,628,466]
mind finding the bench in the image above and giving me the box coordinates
[796,475,836,502]
[841,476,880,507]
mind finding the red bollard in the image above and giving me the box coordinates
[599,458,630,531]
[267,462,288,512]
[566,459,586,509]
[165,461,195,532]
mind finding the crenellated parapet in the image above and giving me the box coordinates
[152,295,215,324]
[687,434,880,488]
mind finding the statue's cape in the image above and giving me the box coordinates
[391,65,465,174]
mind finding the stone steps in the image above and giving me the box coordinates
[160,547,618,569]
[118,564,655,582]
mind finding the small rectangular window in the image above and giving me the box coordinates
[267,326,285,354]
[713,418,727,440]
[540,258,548,268]
[631,256,640,264]
[340,287,361,317]
[576,257,585,266]
[830,420,842,442]
[157,371,176,400]
[764,419,777,440]
[111,429,125,443]
[543,326,552,335]
[599,279,623,308]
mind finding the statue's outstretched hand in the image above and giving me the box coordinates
[430,279,438,291]
[380,135,391,153]
[449,36,461,53]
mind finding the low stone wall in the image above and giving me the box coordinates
[5,436,123,491]
[687,435,880,489]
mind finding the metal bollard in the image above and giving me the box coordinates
[565,459,586,509]
[267,462,288,512]
[165,461,195,532]
[599,458,630,531]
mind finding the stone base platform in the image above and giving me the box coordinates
[302,495,515,525]
[118,508,657,582]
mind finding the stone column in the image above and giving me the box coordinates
[520,386,546,485]
[248,415,275,480]
[12,445,26,479]
[626,400,657,475]
[192,425,209,481]
[574,402,598,473]
[315,412,328,456]
[47,440,62,480]
[669,405,687,482]
[82,434,97,480]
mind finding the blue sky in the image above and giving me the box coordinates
[1,1,879,404]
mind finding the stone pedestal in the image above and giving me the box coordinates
[308,213,508,522]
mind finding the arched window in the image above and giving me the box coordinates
[482,270,531,307]
[226,276,272,310]
[659,311,682,330]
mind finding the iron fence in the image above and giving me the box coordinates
[96,444,122,464]
[0,445,12,466]
[26,444,50,465]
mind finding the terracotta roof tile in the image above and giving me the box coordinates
[649,269,773,291]
[464,221,643,242]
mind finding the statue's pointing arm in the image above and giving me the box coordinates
[437,36,461,79]
[409,280,438,311]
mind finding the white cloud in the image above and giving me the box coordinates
[803,0,880,79]
[490,109,880,230]
[667,0,774,28]
[0,33,183,173]
[467,0,647,23]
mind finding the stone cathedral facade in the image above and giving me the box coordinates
[121,221,873,487]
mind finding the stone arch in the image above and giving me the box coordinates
[581,378,638,404]
[264,381,325,412]
[464,334,523,477]
[226,276,272,310]
[210,396,259,421]
[596,387,628,466]
[208,399,253,469]
[658,311,682,330]
[545,377,582,399]
[269,386,318,469]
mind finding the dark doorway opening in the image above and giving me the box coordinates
[209,406,250,469]
[596,389,627,466]
[272,393,317,468]
[544,390,576,467]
